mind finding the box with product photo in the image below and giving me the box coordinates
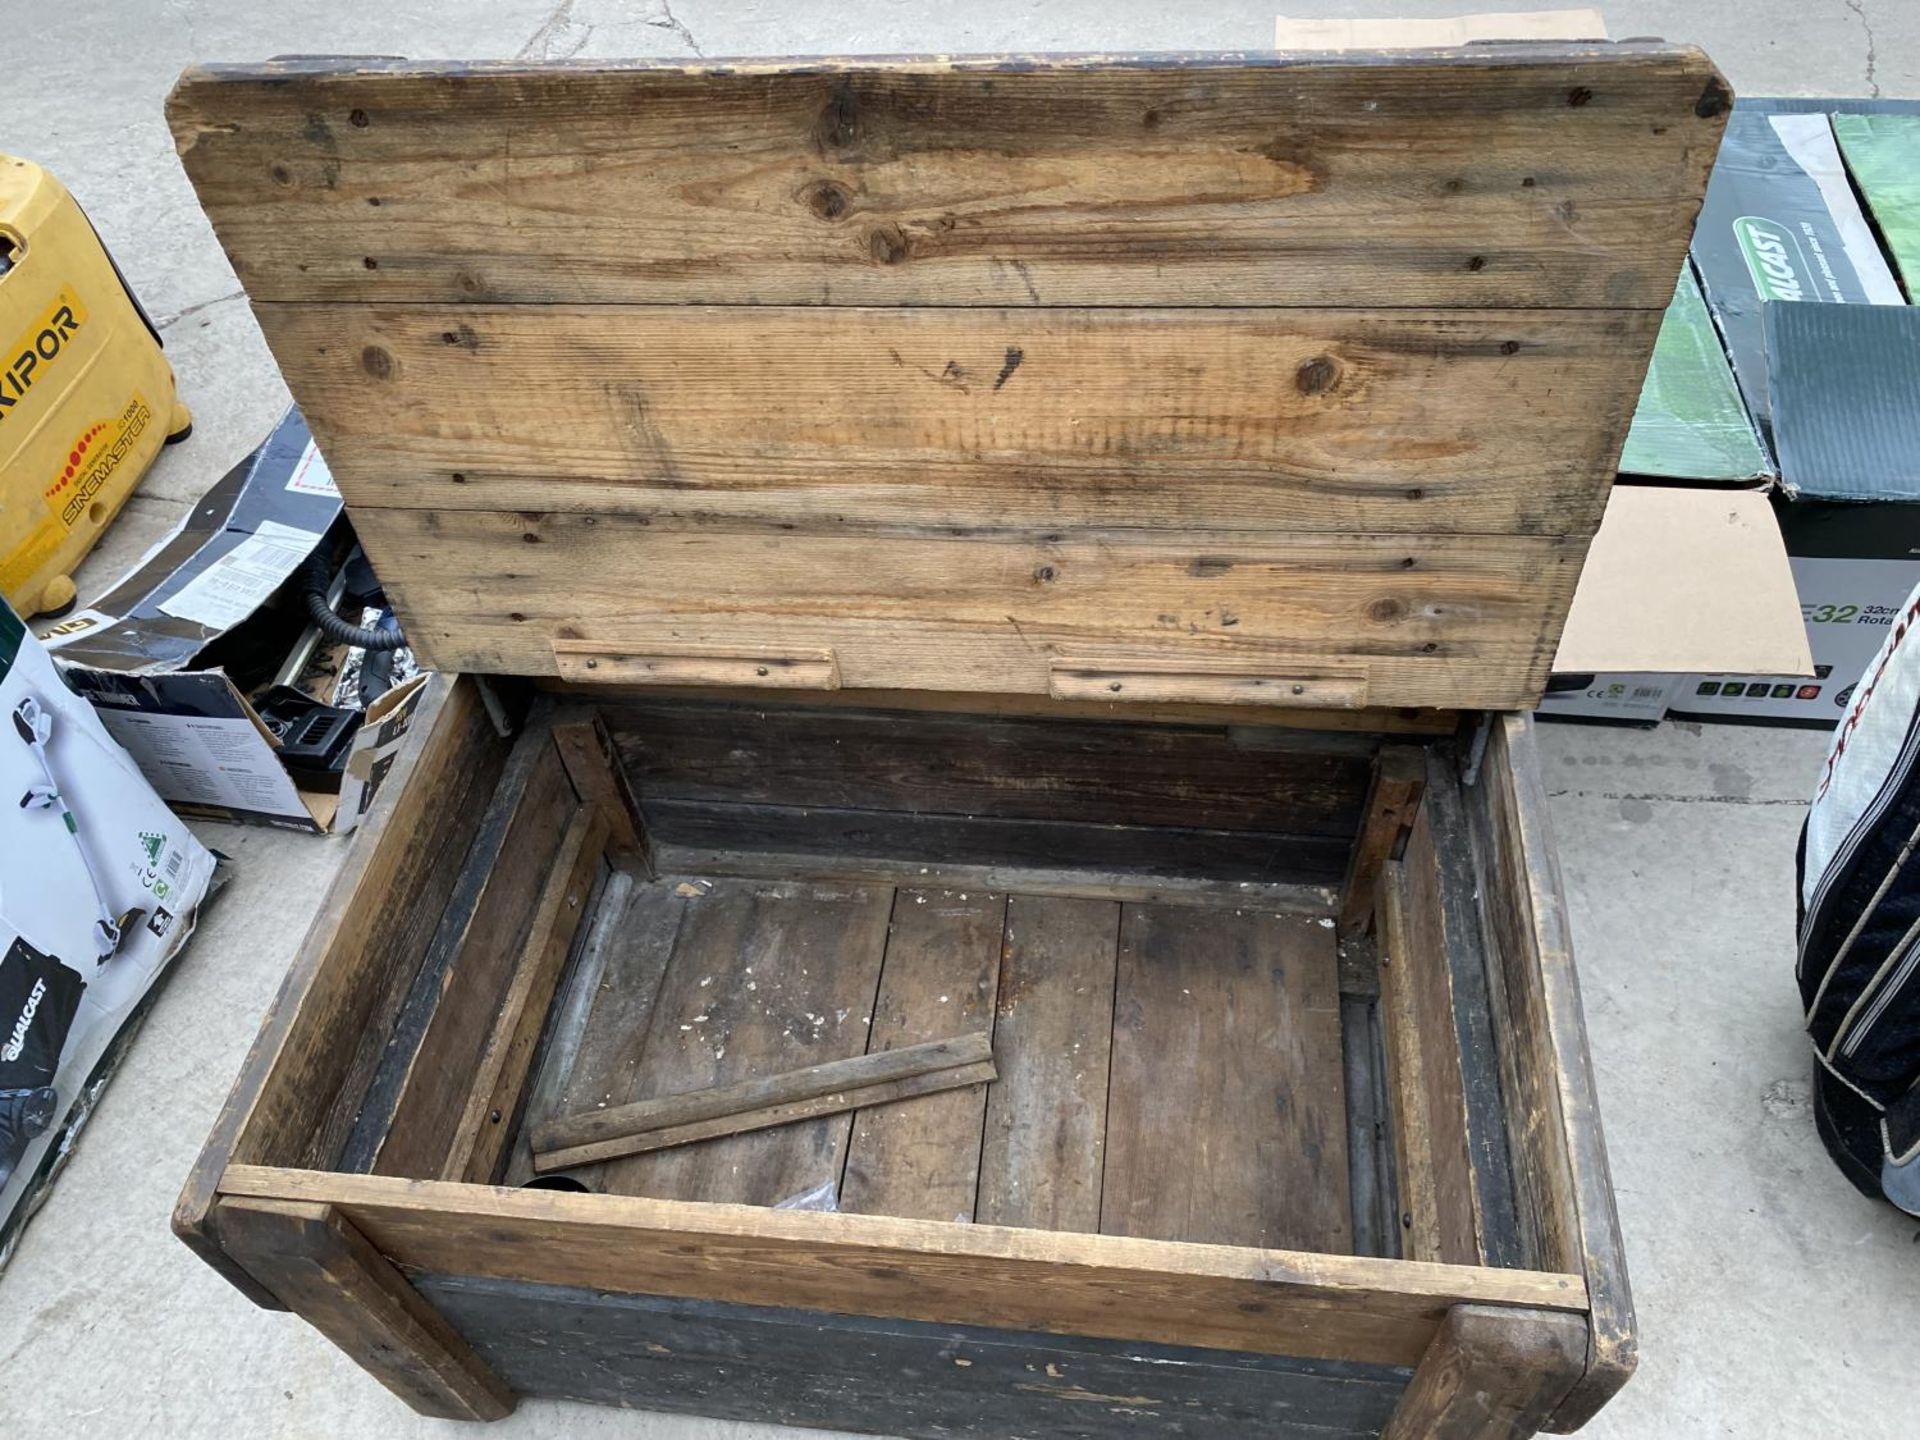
[1674,302,1920,725]
[41,407,429,832]
[0,595,217,1265]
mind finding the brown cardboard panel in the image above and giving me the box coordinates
[1274,10,1607,49]
[1553,486,1812,676]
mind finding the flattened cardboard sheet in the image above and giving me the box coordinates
[1554,486,1811,676]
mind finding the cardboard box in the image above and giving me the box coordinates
[0,595,216,1264]
[1690,108,1904,452]
[1543,486,1811,723]
[42,408,428,831]
[1674,303,1920,725]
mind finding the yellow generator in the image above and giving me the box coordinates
[0,153,191,618]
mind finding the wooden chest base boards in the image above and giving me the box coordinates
[178,678,1631,1439]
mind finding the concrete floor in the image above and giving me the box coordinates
[3,1,1918,1435]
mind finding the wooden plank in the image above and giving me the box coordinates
[348,713,579,1177]
[250,303,1651,542]
[1340,745,1429,935]
[219,1165,1590,1370]
[550,709,650,864]
[1050,654,1370,709]
[1416,759,1526,1270]
[642,798,1352,885]
[538,1060,997,1171]
[604,698,1374,837]
[1377,862,1453,1265]
[357,509,1584,711]
[1342,991,1401,1260]
[444,805,608,1184]
[212,1198,513,1421]
[553,640,841,691]
[417,1273,1412,1440]
[551,679,1457,736]
[172,675,507,1308]
[977,895,1118,1232]
[533,1032,992,1157]
[1464,715,1634,1431]
[1382,1305,1587,1440]
[1102,904,1350,1251]
[656,846,1335,915]
[166,48,1726,310]
[521,872,686,1188]
[843,888,1006,1222]
[601,879,893,1205]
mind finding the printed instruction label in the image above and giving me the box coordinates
[284,441,340,499]
[157,519,323,631]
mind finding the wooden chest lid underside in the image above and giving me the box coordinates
[167,45,1728,713]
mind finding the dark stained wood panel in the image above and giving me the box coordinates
[602,698,1373,837]
[841,888,1006,1222]
[976,895,1119,1233]
[167,48,1726,309]
[1102,904,1351,1252]
[258,303,1652,541]
[601,879,892,1205]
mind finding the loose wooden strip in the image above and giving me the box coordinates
[172,675,507,1309]
[551,709,650,865]
[1102,904,1351,1251]
[1340,745,1429,935]
[165,49,1726,309]
[1050,655,1369,709]
[977,895,1119,1233]
[1465,714,1634,1430]
[553,640,841,690]
[536,1059,997,1171]
[1382,1304,1587,1440]
[260,303,1651,542]
[356,510,1584,711]
[218,1166,1589,1370]
[600,880,893,1205]
[842,888,1007,1222]
[212,1198,513,1421]
[444,805,608,1184]
[534,1032,992,1154]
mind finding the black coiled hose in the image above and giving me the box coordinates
[299,548,407,652]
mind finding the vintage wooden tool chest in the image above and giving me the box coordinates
[165,42,1727,1438]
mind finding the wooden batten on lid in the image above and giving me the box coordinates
[166,44,1730,713]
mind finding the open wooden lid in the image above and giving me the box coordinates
[168,45,1728,713]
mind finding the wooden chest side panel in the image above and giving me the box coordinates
[414,1273,1413,1440]
[166,49,1725,309]
[219,1167,1590,1370]
[259,303,1651,541]
[172,676,509,1306]
[1465,715,1634,1432]
[359,511,1583,710]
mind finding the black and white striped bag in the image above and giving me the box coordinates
[1800,581,1920,1214]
